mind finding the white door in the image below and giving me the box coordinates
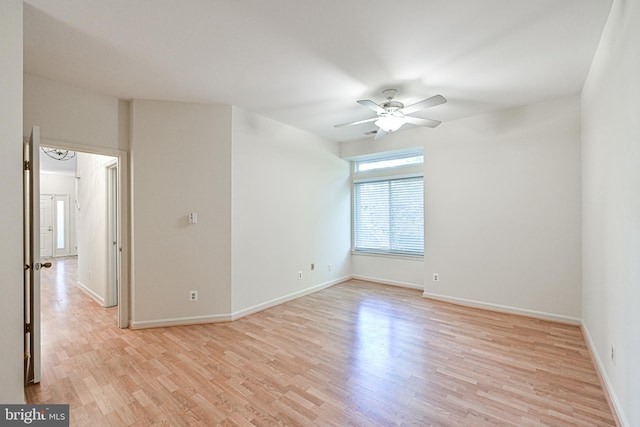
[39,195,53,258]
[24,126,49,384]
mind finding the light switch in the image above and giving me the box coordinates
[189,212,198,224]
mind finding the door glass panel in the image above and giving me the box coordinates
[56,200,65,249]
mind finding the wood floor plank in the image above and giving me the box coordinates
[26,257,616,426]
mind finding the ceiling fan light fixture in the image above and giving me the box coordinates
[335,89,446,138]
[375,115,405,132]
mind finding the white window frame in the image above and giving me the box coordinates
[351,151,424,258]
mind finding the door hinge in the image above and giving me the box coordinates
[25,323,32,334]
[24,160,30,171]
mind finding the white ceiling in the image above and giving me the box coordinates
[23,0,612,142]
[40,147,77,175]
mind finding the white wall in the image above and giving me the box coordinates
[423,96,582,322]
[40,173,76,195]
[230,107,351,314]
[41,173,77,256]
[0,0,25,403]
[23,74,128,151]
[76,153,117,304]
[342,95,582,322]
[351,255,423,290]
[130,100,233,326]
[581,0,640,425]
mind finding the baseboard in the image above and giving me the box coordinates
[130,313,233,329]
[231,275,351,320]
[130,276,350,329]
[581,322,628,427]
[76,281,104,306]
[351,274,423,291]
[422,291,582,325]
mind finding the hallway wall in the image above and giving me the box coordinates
[76,152,118,305]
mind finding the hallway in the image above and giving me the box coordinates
[26,257,118,406]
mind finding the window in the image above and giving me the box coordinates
[355,154,424,172]
[352,153,424,256]
[56,199,65,250]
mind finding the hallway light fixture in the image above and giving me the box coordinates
[42,147,76,161]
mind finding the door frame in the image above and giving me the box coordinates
[38,137,130,329]
[105,161,119,308]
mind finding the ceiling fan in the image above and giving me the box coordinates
[335,89,446,139]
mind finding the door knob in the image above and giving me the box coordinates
[35,262,52,270]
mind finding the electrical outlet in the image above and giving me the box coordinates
[433,273,440,282]
[298,271,303,279]
[328,264,332,272]
[189,290,198,302]
[611,345,616,365]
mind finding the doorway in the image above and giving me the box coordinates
[26,135,130,386]
[39,144,129,325]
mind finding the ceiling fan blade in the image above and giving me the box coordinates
[374,128,389,140]
[405,116,442,128]
[334,117,378,128]
[401,95,447,115]
[357,99,387,114]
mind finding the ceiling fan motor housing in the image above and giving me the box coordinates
[381,88,399,100]
[382,100,404,111]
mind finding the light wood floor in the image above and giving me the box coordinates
[26,257,616,426]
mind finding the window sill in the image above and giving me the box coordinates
[351,251,424,261]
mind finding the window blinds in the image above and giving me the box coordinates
[354,176,424,255]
